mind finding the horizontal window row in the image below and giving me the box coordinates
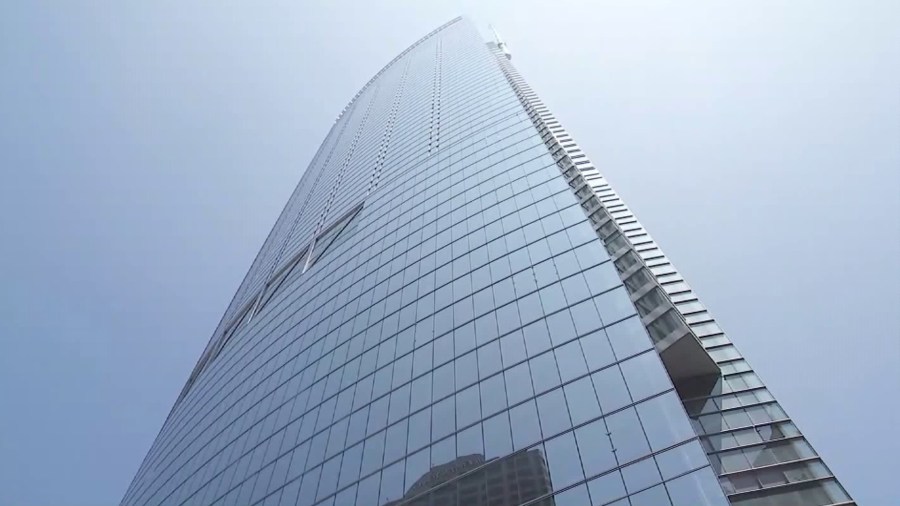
[679,371,766,404]
[730,478,850,506]
[720,458,832,495]
[668,291,697,304]
[700,334,730,348]
[692,402,788,437]
[718,359,752,376]
[701,421,798,454]
[684,387,776,418]
[707,345,741,363]
[710,438,815,475]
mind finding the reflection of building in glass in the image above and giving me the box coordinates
[386,451,553,506]
[122,17,855,506]
[402,454,487,501]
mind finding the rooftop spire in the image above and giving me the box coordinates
[489,24,512,60]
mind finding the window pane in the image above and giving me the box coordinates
[604,315,652,360]
[606,408,651,464]
[544,432,585,489]
[480,373,508,416]
[505,361,534,405]
[655,441,710,480]
[579,329,616,371]
[594,287,636,324]
[554,340,589,382]
[499,329,527,367]
[536,388,572,437]
[629,484,671,506]
[621,457,662,493]
[563,377,601,425]
[529,352,561,394]
[409,372,432,412]
[591,366,631,414]
[456,384,482,428]
[384,418,408,463]
[432,361,454,400]
[636,392,696,451]
[553,483,591,506]
[546,309,578,347]
[407,407,431,453]
[379,460,405,504]
[477,340,503,378]
[457,423,484,456]
[620,351,671,401]
[432,396,455,439]
[575,419,617,477]
[360,431,385,476]
[483,411,513,459]
[666,467,729,506]
[510,401,542,450]
[586,470,626,505]
[522,319,552,357]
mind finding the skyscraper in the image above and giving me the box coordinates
[122,17,854,506]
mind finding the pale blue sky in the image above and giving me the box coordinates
[1,2,897,505]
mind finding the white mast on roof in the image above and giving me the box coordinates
[489,24,512,60]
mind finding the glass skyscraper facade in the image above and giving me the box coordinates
[122,18,854,506]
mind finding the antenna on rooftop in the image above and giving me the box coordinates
[489,24,512,60]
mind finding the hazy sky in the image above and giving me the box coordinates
[1,2,897,505]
